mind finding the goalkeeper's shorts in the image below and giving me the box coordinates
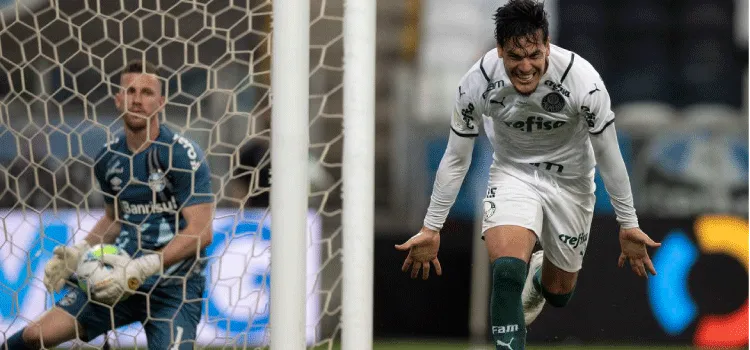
[481,163,595,272]
[56,276,204,349]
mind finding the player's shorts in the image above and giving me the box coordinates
[56,276,204,349]
[481,164,595,272]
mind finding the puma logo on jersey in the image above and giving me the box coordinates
[490,97,506,107]
[504,116,566,132]
[588,83,601,95]
[482,80,505,99]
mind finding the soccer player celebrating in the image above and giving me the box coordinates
[4,60,215,349]
[395,1,660,349]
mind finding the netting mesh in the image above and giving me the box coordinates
[0,0,344,348]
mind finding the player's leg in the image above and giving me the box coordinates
[482,170,544,350]
[484,226,538,350]
[143,281,203,350]
[5,285,139,349]
[4,306,83,349]
[532,177,596,310]
[534,256,578,306]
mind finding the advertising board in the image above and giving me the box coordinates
[0,208,321,347]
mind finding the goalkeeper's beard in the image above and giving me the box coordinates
[123,113,154,133]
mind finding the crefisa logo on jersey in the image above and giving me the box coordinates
[148,171,166,192]
[504,116,567,132]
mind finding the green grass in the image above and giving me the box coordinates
[305,342,700,350]
[106,342,705,350]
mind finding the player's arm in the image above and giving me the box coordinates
[589,124,638,228]
[158,202,214,267]
[43,150,122,293]
[82,203,121,245]
[584,78,660,277]
[422,68,486,234]
[395,119,477,280]
[422,130,477,233]
[582,77,637,228]
[396,67,484,279]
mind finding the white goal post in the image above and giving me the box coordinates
[271,0,375,349]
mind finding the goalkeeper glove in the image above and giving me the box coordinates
[92,253,161,304]
[43,241,91,293]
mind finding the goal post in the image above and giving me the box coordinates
[270,0,310,349]
[342,1,376,350]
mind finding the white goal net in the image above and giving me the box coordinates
[0,0,355,348]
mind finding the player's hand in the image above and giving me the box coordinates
[93,254,161,304]
[617,227,661,278]
[43,241,90,293]
[395,228,442,280]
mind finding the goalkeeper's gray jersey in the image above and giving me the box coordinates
[452,44,615,179]
[94,124,214,287]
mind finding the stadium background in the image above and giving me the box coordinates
[0,0,747,349]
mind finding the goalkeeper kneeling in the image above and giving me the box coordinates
[4,60,215,350]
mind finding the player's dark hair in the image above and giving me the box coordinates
[120,59,162,93]
[493,0,549,49]
[121,59,159,77]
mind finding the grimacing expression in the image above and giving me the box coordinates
[497,31,550,95]
[115,73,165,132]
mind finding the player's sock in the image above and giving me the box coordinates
[490,257,527,350]
[532,266,574,307]
[540,286,574,307]
[5,328,34,350]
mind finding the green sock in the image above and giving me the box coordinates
[490,257,527,350]
[533,268,575,307]
[541,284,575,307]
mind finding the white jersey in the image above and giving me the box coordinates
[423,44,639,231]
[451,44,614,179]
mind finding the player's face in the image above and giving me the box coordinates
[497,31,550,95]
[115,73,165,132]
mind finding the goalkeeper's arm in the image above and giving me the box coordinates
[43,203,120,292]
[159,201,215,267]
[102,202,215,292]
[94,202,215,299]
[83,203,121,245]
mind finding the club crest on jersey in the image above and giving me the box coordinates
[483,201,496,221]
[110,176,122,191]
[148,172,166,192]
[541,92,565,112]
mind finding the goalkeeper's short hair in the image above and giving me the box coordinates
[121,59,160,77]
[120,59,162,93]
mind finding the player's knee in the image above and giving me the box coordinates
[491,257,527,292]
[540,284,575,307]
[21,325,43,349]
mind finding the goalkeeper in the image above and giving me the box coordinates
[5,60,215,350]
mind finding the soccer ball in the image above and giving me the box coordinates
[76,244,130,295]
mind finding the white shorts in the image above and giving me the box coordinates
[482,164,595,272]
